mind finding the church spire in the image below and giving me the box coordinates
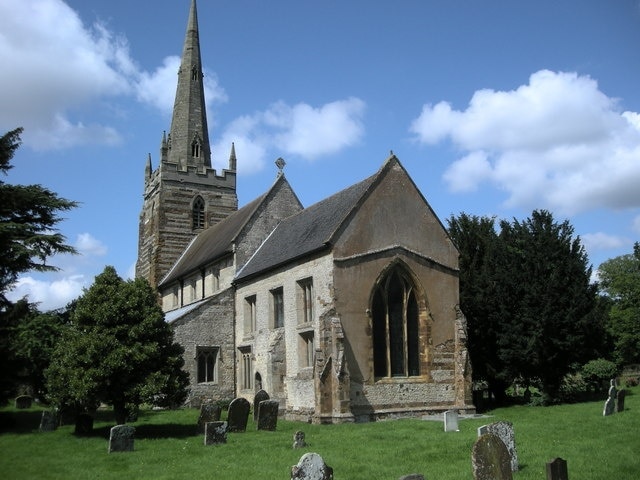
[167,0,211,168]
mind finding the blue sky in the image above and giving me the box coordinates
[2,0,640,311]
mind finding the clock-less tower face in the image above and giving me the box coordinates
[135,0,237,289]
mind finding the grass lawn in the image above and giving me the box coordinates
[1,388,638,479]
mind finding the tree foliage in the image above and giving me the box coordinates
[448,210,605,402]
[0,127,77,404]
[0,127,78,306]
[597,242,640,365]
[46,267,189,423]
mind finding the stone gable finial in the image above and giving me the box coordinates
[275,157,286,176]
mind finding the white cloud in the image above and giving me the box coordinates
[0,0,228,151]
[75,232,108,257]
[7,275,87,311]
[411,70,640,214]
[581,232,628,252]
[0,0,135,149]
[214,98,366,173]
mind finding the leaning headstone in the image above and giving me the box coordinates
[227,397,250,432]
[15,395,32,409]
[471,433,512,480]
[253,389,270,421]
[477,421,518,471]
[257,399,279,431]
[204,421,228,446]
[293,430,307,448]
[108,424,135,453]
[291,452,333,480]
[75,413,94,435]
[39,410,58,432]
[197,403,221,432]
[603,379,617,416]
[546,457,568,480]
[616,389,626,413]
[444,410,459,432]
[398,475,425,480]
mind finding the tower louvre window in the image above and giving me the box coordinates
[192,196,205,229]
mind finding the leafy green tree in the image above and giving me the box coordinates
[449,210,604,403]
[598,242,640,365]
[46,267,189,424]
[496,210,600,400]
[8,300,66,400]
[0,127,77,403]
[0,127,78,306]
[447,214,511,400]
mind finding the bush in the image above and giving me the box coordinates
[581,359,618,391]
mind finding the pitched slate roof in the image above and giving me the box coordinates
[234,159,392,283]
[158,189,269,288]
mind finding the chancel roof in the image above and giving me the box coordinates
[233,158,397,283]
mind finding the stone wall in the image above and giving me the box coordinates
[171,288,236,407]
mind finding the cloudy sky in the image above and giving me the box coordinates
[2,0,640,310]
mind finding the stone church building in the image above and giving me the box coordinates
[136,0,473,422]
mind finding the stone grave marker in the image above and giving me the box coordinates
[291,452,333,480]
[616,389,626,413]
[15,395,32,409]
[471,433,512,480]
[398,474,425,480]
[74,413,94,435]
[257,399,279,431]
[227,397,250,432]
[444,410,459,432]
[477,421,518,471]
[293,430,307,448]
[197,403,221,432]
[204,421,228,446]
[253,389,270,421]
[546,457,568,480]
[603,379,617,416]
[109,424,135,453]
[39,410,58,432]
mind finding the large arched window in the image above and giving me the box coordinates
[372,266,421,378]
[192,196,205,230]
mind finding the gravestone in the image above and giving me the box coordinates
[257,399,279,431]
[291,452,333,480]
[471,433,512,480]
[293,430,307,448]
[546,457,568,480]
[227,397,250,432]
[75,413,94,435]
[477,421,518,471]
[616,389,626,413]
[39,410,58,432]
[603,379,617,416]
[108,424,135,453]
[398,475,425,480]
[204,421,228,446]
[444,410,459,432]
[198,403,221,432]
[253,389,270,421]
[15,395,32,409]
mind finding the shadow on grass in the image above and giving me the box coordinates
[0,410,42,434]
[79,423,197,440]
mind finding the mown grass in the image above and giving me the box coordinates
[1,388,638,479]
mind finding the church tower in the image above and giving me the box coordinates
[136,0,238,289]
